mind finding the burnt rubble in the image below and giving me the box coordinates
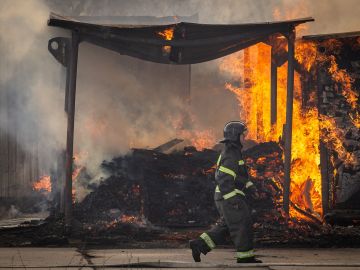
[1,141,360,247]
[74,142,282,227]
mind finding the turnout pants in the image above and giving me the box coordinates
[199,196,254,259]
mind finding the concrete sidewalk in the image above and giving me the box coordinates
[0,248,359,269]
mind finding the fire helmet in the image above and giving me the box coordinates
[219,121,247,143]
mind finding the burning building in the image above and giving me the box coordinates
[0,4,360,248]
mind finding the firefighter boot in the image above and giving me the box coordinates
[237,256,262,263]
[189,239,210,262]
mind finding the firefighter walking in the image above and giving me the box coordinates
[190,121,262,263]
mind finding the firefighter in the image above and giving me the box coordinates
[189,121,262,263]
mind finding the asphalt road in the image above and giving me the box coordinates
[0,247,360,269]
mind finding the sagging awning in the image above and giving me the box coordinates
[48,13,313,65]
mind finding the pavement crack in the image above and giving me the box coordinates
[76,245,98,270]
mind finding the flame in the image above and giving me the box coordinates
[314,39,359,166]
[178,129,216,151]
[120,214,138,223]
[106,214,142,228]
[220,39,323,219]
[157,28,174,41]
[349,112,360,128]
[157,27,174,54]
[295,40,317,72]
[327,55,358,109]
[319,115,356,166]
[171,115,216,150]
[72,152,86,202]
[33,175,51,193]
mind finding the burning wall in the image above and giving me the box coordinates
[314,35,360,211]
[219,41,323,220]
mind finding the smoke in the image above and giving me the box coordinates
[1,0,359,202]
[0,0,67,175]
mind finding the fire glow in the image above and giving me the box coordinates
[220,41,323,220]
[33,175,51,193]
[157,27,174,54]
[220,29,360,221]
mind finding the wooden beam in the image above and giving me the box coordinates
[320,142,329,215]
[317,65,330,216]
[283,28,295,216]
[270,46,278,126]
[256,45,264,141]
[64,31,80,228]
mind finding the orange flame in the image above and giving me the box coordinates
[295,40,317,72]
[319,115,356,166]
[33,175,51,193]
[171,115,216,151]
[327,55,358,109]
[220,40,323,219]
[72,152,86,202]
[157,27,174,41]
[157,27,174,54]
[106,214,142,228]
[349,112,360,128]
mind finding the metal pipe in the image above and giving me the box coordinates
[270,46,277,126]
[64,31,80,227]
[283,28,295,216]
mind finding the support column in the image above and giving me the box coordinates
[283,28,295,216]
[270,46,278,127]
[256,45,264,141]
[64,31,80,227]
[187,64,191,106]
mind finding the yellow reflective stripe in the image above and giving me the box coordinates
[236,250,254,259]
[238,160,245,165]
[215,185,220,192]
[223,189,245,200]
[218,166,236,178]
[216,154,222,166]
[200,232,216,249]
[245,181,254,188]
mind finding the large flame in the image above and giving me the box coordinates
[220,40,323,219]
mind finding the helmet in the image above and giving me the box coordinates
[219,121,247,143]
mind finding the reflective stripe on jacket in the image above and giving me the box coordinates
[214,142,254,200]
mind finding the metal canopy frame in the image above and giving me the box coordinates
[47,13,314,227]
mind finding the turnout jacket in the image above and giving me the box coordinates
[214,142,256,201]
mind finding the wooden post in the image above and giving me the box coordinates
[64,31,80,227]
[270,46,277,126]
[283,28,295,216]
[187,64,191,105]
[256,45,264,141]
[320,142,329,215]
[317,65,329,216]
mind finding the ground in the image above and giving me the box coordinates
[0,248,360,269]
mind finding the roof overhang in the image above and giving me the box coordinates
[48,13,314,64]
